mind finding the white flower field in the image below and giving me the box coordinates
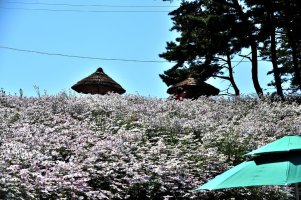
[1,92,300,199]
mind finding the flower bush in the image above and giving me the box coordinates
[0,92,300,199]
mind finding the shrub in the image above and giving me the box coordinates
[0,93,300,199]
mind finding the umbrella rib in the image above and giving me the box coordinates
[285,161,290,185]
[285,137,291,184]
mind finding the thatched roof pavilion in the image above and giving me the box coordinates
[167,77,219,99]
[71,68,126,95]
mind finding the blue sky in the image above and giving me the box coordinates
[0,0,274,98]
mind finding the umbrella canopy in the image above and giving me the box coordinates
[196,135,301,199]
[167,78,219,99]
[246,135,301,156]
[71,68,126,95]
[196,152,301,190]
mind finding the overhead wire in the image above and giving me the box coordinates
[0,45,172,63]
[0,45,270,64]
[0,7,171,13]
[0,2,270,67]
[1,1,176,13]
[6,1,179,8]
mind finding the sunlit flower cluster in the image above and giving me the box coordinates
[0,92,300,199]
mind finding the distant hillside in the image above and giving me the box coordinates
[0,92,300,199]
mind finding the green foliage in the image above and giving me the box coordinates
[161,0,301,97]
[1,93,300,199]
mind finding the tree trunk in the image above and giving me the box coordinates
[231,0,263,97]
[227,54,240,95]
[269,9,284,99]
[270,30,284,98]
[283,1,301,90]
[290,40,301,89]
[251,42,263,96]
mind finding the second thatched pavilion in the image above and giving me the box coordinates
[167,77,219,99]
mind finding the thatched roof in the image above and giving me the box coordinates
[167,77,219,98]
[71,68,126,95]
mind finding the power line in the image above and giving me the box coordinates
[0,45,171,63]
[7,1,179,8]
[0,45,270,63]
[0,7,171,13]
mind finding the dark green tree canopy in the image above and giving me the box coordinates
[161,0,301,97]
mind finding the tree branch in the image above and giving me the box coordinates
[239,54,252,62]
[213,75,230,80]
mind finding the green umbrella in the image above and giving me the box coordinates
[246,135,301,156]
[196,136,301,199]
